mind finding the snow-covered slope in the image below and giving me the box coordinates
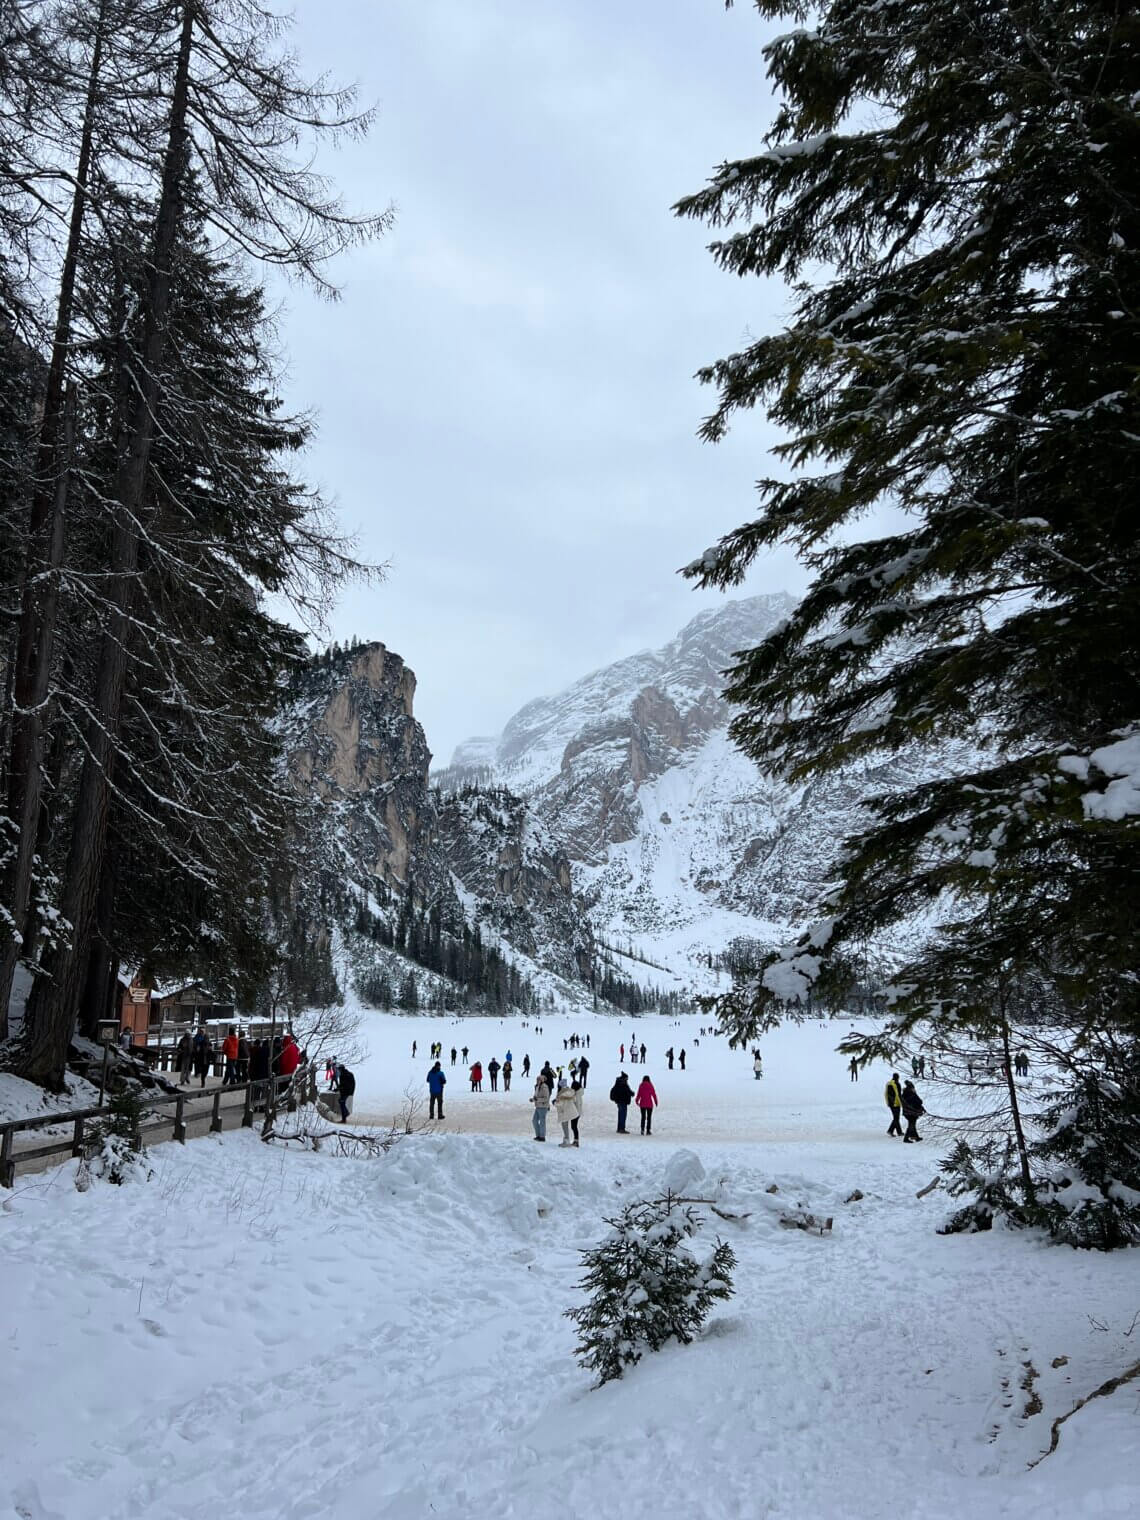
[5,1010,1137,1520]
[441,595,971,991]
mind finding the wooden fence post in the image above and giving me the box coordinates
[72,1116,85,1158]
[210,1090,223,1134]
[242,1083,253,1128]
[173,1094,186,1143]
[0,1128,13,1188]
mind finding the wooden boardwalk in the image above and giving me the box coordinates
[1,1081,270,1187]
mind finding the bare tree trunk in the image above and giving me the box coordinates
[0,3,111,1038]
[999,1015,1034,1200]
[16,4,196,1085]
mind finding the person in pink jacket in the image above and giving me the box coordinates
[635,1075,658,1135]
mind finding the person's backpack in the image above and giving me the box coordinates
[609,1082,621,1103]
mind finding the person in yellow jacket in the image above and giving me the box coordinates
[885,1073,903,1137]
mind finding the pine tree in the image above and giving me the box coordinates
[675,1,1140,1047]
[1030,1051,1140,1250]
[4,0,390,1083]
[565,1196,736,1387]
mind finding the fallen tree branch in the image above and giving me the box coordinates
[916,1177,941,1199]
[1026,1358,1140,1469]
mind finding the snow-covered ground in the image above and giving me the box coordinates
[3,1012,1138,1520]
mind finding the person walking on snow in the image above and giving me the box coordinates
[620,1043,625,1062]
[666,1047,675,1071]
[488,1057,501,1092]
[412,1040,417,1058]
[610,1071,634,1133]
[577,1055,590,1089]
[502,1058,513,1091]
[470,1061,483,1093]
[678,1049,686,1071]
[901,1080,925,1142]
[427,1061,446,1121]
[175,1031,193,1085]
[450,1047,457,1066]
[753,1051,763,1080]
[522,1054,531,1078]
[461,1045,468,1063]
[636,1075,659,1135]
[885,1073,904,1137]
[849,1057,859,1082]
[531,1074,551,1141]
[222,1027,239,1085]
[639,1043,646,1063]
[336,1064,356,1122]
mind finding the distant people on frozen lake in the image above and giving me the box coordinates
[1015,1051,1030,1077]
[488,1058,501,1092]
[522,1055,531,1077]
[412,1041,417,1058]
[639,1043,646,1063]
[678,1049,686,1071]
[885,1073,903,1137]
[461,1046,469,1063]
[577,1056,590,1088]
[469,1062,483,1093]
[450,1047,457,1066]
[610,1072,633,1133]
[849,1057,859,1082]
[636,1075,658,1135]
[666,1047,674,1070]
[502,1058,512,1091]
[753,1051,764,1080]
[901,1081,924,1142]
[531,1075,551,1141]
[427,1061,446,1121]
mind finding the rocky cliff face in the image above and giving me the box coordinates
[433,786,592,982]
[279,643,594,995]
[281,642,449,906]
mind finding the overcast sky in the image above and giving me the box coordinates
[277,0,803,764]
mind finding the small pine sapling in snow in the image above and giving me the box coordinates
[938,1137,1031,1235]
[77,1088,153,1188]
[1029,1061,1140,1251]
[565,1195,736,1387]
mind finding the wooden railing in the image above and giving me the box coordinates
[0,1079,272,1187]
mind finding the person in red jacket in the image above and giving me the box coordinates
[636,1075,658,1135]
[276,1033,301,1098]
[221,1028,240,1085]
[469,1061,483,1093]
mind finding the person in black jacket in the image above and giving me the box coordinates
[337,1065,356,1122]
[610,1072,634,1133]
[577,1055,590,1089]
[901,1080,924,1142]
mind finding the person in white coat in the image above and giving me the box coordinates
[753,1052,763,1080]
[554,1078,583,1147]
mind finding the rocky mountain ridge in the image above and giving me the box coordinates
[278,642,596,1007]
[441,594,977,992]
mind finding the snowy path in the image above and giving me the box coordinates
[3,1013,1138,1520]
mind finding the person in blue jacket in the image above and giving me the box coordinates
[427,1061,446,1121]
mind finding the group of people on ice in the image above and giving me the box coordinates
[884,1073,925,1142]
[607,1070,659,1134]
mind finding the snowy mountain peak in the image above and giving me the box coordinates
[444,592,797,792]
